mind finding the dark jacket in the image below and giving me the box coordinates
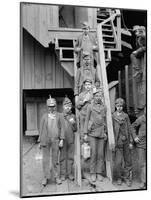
[76,90,93,117]
[132,114,146,149]
[84,102,107,138]
[74,32,98,64]
[63,112,77,144]
[112,111,133,147]
[38,112,65,146]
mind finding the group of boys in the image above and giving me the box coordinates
[38,80,146,189]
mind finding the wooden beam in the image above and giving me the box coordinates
[118,71,122,97]
[48,28,96,42]
[125,65,130,114]
[97,24,115,181]
[73,40,82,186]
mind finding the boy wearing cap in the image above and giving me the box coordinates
[38,95,65,186]
[74,21,98,64]
[74,51,100,96]
[76,79,93,140]
[83,89,107,182]
[132,107,146,189]
[112,98,133,187]
[60,96,77,181]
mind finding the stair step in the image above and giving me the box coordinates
[102,24,112,28]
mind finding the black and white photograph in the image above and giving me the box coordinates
[20,2,147,197]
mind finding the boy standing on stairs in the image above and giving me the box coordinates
[60,96,77,181]
[112,98,134,187]
[76,78,93,142]
[83,89,107,183]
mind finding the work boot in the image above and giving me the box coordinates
[68,174,74,181]
[42,178,48,186]
[117,178,122,185]
[97,174,104,182]
[56,177,62,185]
[139,182,145,189]
[126,179,132,187]
[90,173,96,182]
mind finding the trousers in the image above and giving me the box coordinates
[41,139,59,179]
[115,144,132,180]
[60,140,74,177]
[89,136,105,174]
[137,147,146,183]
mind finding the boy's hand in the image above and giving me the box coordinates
[59,139,63,148]
[129,143,133,150]
[84,134,88,142]
[134,136,140,143]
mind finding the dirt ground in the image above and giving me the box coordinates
[21,136,145,197]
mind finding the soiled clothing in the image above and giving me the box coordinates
[38,112,65,146]
[132,114,146,149]
[137,148,146,183]
[76,91,93,136]
[114,143,132,180]
[132,114,146,184]
[60,112,77,177]
[84,102,107,138]
[84,102,106,175]
[88,136,105,174]
[74,32,98,64]
[112,111,133,147]
[112,111,133,180]
[38,112,65,180]
[42,140,59,179]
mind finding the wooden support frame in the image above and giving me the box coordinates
[118,70,122,97]
[97,24,115,181]
[73,40,82,186]
[125,65,130,114]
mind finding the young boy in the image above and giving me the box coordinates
[112,98,133,187]
[84,89,107,182]
[76,78,93,141]
[60,96,77,181]
[132,107,146,189]
[38,95,65,186]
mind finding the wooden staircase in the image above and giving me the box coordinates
[54,9,121,78]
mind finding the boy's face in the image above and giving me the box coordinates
[116,104,123,113]
[84,81,92,91]
[48,106,56,113]
[94,93,103,104]
[83,27,89,35]
[63,104,72,113]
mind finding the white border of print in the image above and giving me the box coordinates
[0,0,150,200]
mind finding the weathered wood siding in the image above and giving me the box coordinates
[22,3,59,47]
[23,30,73,89]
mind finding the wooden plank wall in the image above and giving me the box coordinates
[23,30,73,90]
[22,3,59,47]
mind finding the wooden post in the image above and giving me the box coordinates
[73,41,82,186]
[125,65,130,114]
[118,70,122,97]
[116,9,121,51]
[132,67,138,115]
[97,24,115,181]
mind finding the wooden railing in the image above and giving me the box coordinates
[100,9,121,51]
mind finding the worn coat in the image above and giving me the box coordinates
[132,114,146,149]
[84,102,107,138]
[76,90,93,117]
[112,111,133,147]
[38,112,65,146]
